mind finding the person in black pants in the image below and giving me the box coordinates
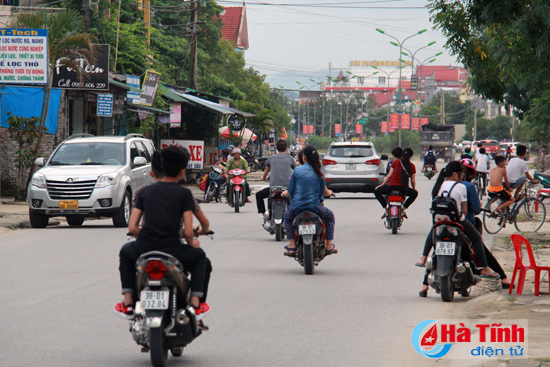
[374,146,418,218]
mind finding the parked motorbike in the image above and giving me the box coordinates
[257,157,268,171]
[227,168,246,213]
[203,166,224,203]
[127,229,214,367]
[263,186,290,241]
[383,191,405,234]
[286,211,328,274]
[425,214,481,302]
[424,164,436,180]
[243,152,259,172]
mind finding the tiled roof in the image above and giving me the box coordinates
[220,7,243,44]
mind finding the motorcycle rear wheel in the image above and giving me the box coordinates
[275,223,283,241]
[149,327,168,367]
[204,185,215,203]
[440,275,455,302]
[303,243,315,275]
[234,192,240,213]
[250,162,258,172]
[391,218,399,234]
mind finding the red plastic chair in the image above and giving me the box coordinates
[509,234,550,296]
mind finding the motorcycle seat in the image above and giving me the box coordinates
[536,171,550,181]
[138,251,184,272]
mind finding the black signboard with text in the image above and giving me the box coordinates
[140,70,161,106]
[53,44,109,90]
[228,114,244,131]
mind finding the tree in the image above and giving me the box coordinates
[13,10,96,200]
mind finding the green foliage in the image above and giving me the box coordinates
[427,91,469,125]
[373,130,420,154]
[305,135,336,150]
[516,115,550,146]
[463,114,511,141]
[7,114,44,199]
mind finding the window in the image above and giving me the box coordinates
[138,142,151,162]
[378,76,386,84]
[48,143,126,166]
[130,142,140,165]
[401,76,407,81]
[357,76,365,84]
[328,145,374,158]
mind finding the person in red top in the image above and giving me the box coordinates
[374,146,418,218]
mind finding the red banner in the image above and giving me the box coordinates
[389,124,396,133]
[355,124,362,134]
[381,121,388,133]
[421,118,429,126]
[335,124,341,134]
[401,114,410,129]
[390,114,399,130]
[303,125,308,134]
[412,118,420,131]
[308,125,314,134]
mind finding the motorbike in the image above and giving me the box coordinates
[243,152,259,172]
[286,211,328,275]
[263,186,290,241]
[425,214,481,302]
[128,229,214,367]
[227,168,247,213]
[383,191,405,235]
[257,157,268,171]
[424,164,436,180]
[203,166,224,203]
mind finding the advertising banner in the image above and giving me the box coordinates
[53,44,109,90]
[141,70,161,106]
[335,124,341,136]
[421,117,429,126]
[401,114,410,129]
[412,118,420,131]
[308,125,314,134]
[303,125,308,134]
[355,124,362,134]
[160,139,204,169]
[390,113,399,130]
[170,103,181,128]
[204,146,219,166]
[126,74,141,104]
[381,121,388,133]
[97,93,113,117]
[0,28,48,84]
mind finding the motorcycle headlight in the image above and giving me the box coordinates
[31,173,46,188]
[95,174,117,188]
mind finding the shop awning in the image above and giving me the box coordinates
[165,90,255,118]
[109,78,142,93]
[127,104,171,114]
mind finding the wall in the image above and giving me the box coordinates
[0,90,67,192]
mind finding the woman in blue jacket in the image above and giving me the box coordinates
[282,145,337,256]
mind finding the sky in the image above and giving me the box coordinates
[216,0,461,89]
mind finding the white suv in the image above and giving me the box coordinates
[321,142,388,193]
[28,134,155,228]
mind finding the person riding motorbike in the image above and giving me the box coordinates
[224,147,252,203]
[256,139,296,229]
[281,145,337,256]
[422,145,438,173]
[205,159,226,202]
[374,146,418,218]
[415,161,499,296]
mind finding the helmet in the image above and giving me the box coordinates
[232,147,241,154]
[229,145,235,150]
[460,158,476,173]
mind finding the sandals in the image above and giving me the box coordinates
[325,243,338,255]
[284,245,297,256]
[414,263,426,268]
[197,320,209,331]
[419,291,427,298]
[479,272,500,280]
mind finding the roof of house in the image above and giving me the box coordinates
[220,6,249,50]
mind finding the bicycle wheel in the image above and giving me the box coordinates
[514,198,546,232]
[483,198,505,234]
[477,177,483,200]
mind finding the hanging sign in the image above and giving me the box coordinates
[421,117,429,126]
[0,28,48,84]
[335,124,341,137]
[97,93,113,117]
[390,114,399,130]
[381,121,388,133]
[126,74,141,104]
[308,125,314,134]
[401,114,410,129]
[412,118,420,131]
[170,103,181,128]
[355,124,362,134]
[140,70,161,106]
[303,125,308,134]
[228,114,243,131]
[53,44,109,90]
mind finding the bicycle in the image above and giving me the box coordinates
[482,183,546,234]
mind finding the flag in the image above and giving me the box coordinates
[281,127,288,140]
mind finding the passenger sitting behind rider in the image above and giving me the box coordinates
[487,155,515,214]
[374,146,418,218]
[282,146,337,256]
[116,146,210,321]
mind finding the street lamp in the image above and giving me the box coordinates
[296,80,322,138]
[376,27,427,145]
[372,65,406,132]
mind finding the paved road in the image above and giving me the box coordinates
[1,166,467,367]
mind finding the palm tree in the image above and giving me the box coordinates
[12,10,96,198]
[245,108,276,155]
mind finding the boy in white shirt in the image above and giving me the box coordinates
[507,145,538,200]
[475,147,490,194]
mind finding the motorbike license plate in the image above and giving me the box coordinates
[435,242,456,256]
[389,202,402,206]
[345,163,356,170]
[140,290,169,310]
[299,224,316,235]
[59,200,78,210]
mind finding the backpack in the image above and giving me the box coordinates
[425,150,436,164]
[430,182,461,222]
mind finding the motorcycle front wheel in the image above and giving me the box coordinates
[250,162,258,172]
[149,327,168,367]
[440,275,455,302]
[275,223,283,241]
[204,185,215,203]
[234,191,240,213]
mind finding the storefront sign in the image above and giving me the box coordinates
[412,118,420,131]
[402,114,410,129]
[160,139,204,169]
[113,94,124,115]
[126,74,140,104]
[381,121,388,133]
[170,103,181,128]
[228,114,243,131]
[204,146,219,166]
[349,59,413,67]
[141,70,161,106]
[97,93,113,117]
[53,44,109,90]
[0,28,48,84]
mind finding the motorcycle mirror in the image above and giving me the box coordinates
[380,154,389,160]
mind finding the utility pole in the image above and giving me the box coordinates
[473,95,477,141]
[440,91,445,124]
[189,0,199,90]
[144,0,151,45]
[83,0,91,32]
[329,102,332,138]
